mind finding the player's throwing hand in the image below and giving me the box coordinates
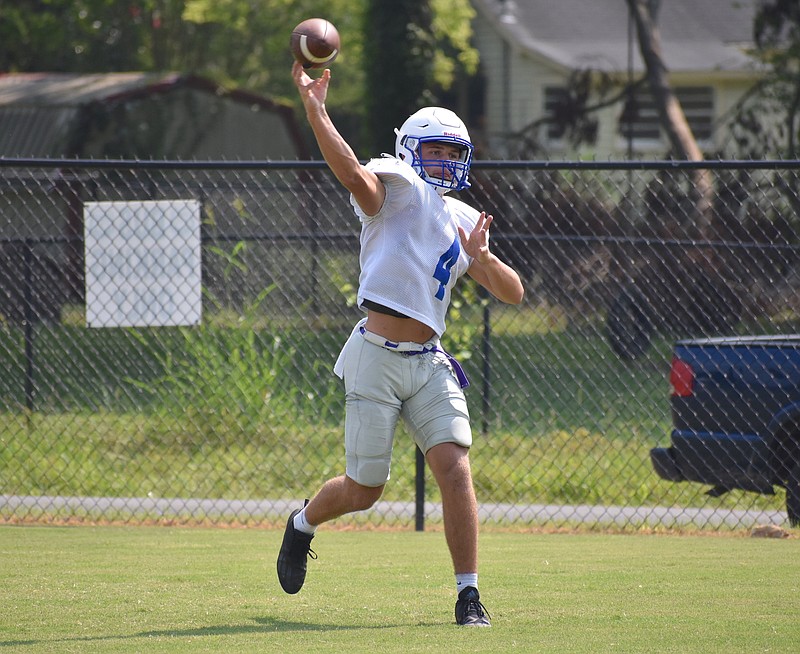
[292,61,331,113]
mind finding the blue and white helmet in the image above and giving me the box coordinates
[394,107,474,194]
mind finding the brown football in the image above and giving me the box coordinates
[290,18,340,69]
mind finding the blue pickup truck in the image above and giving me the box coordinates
[650,335,800,526]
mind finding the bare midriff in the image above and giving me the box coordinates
[364,311,436,344]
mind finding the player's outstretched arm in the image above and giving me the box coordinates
[292,63,385,216]
[459,212,524,305]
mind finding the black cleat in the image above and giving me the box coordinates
[455,586,491,627]
[276,502,317,594]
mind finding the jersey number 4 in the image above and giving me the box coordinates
[433,237,460,301]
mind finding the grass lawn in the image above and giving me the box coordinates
[1,524,798,653]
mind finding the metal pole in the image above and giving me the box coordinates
[481,292,492,436]
[22,242,35,413]
[414,446,425,531]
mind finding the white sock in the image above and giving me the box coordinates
[293,507,317,535]
[456,573,478,594]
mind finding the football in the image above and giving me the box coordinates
[290,18,340,69]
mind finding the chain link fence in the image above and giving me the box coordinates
[1,159,798,531]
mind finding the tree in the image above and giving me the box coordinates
[626,0,712,233]
[361,0,477,155]
[626,1,702,162]
[1,0,478,157]
[509,2,713,232]
[0,0,146,72]
[0,1,367,107]
[728,0,800,157]
[509,1,708,169]
[723,1,800,220]
[361,0,433,154]
[165,0,369,109]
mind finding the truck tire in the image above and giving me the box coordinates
[787,461,800,528]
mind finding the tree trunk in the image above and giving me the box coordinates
[628,0,713,234]
[363,0,434,155]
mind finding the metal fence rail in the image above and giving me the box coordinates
[1,158,798,530]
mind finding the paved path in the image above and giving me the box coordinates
[0,494,788,529]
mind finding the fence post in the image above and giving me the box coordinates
[22,241,35,413]
[414,446,425,531]
[481,289,492,436]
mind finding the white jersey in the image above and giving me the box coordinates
[350,156,479,336]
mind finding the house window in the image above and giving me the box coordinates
[544,86,569,141]
[619,86,714,143]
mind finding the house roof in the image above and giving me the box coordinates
[0,72,176,106]
[0,72,307,158]
[473,0,760,74]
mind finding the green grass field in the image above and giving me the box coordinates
[1,525,798,653]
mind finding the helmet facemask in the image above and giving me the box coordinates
[402,135,473,193]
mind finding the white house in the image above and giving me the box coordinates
[470,0,765,158]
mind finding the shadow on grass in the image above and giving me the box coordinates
[0,615,426,648]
